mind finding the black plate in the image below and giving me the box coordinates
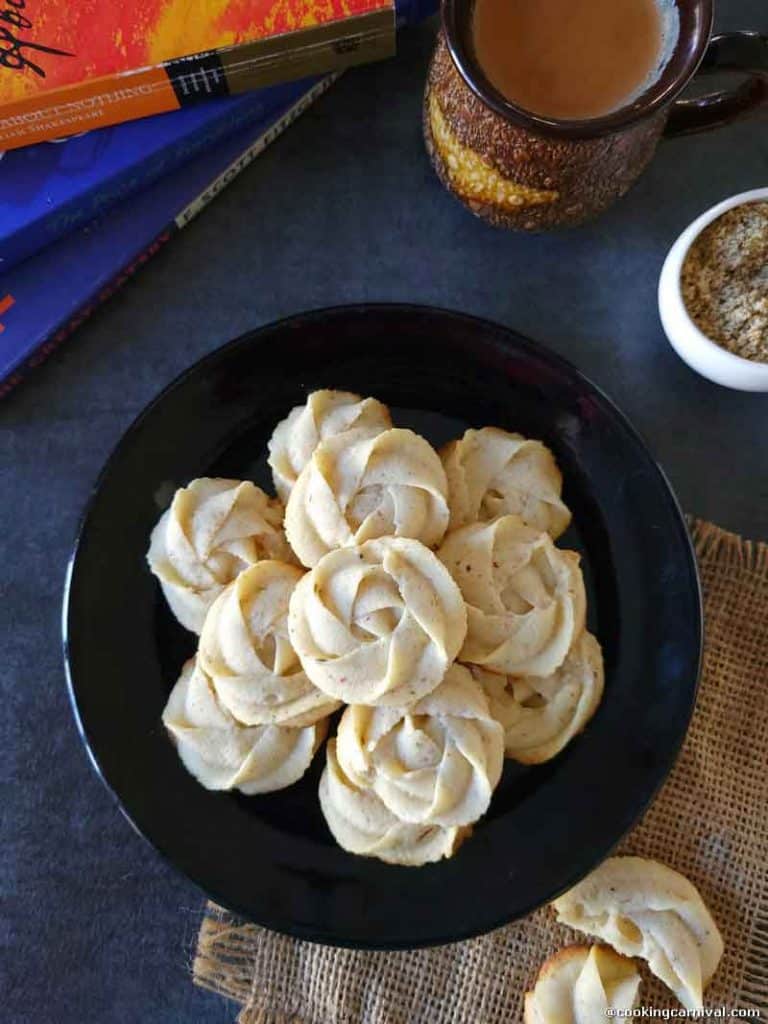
[63,305,702,949]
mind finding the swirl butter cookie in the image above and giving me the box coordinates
[162,659,327,794]
[268,389,391,503]
[525,945,641,1024]
[472,631,604,764]
[319,739,470,866]
[336,664,503,827]
[147,477,292,633]
[553,856,724,1010]
[442,427,571,537]
[285,427,450,567]
[198,560,339,728]
[438,515,586,676]
[288,537,467,706]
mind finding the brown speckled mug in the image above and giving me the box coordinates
[424,0,768,230]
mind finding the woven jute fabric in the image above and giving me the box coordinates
[193,519,768,1023]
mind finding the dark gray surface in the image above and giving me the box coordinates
[2,5,767,1021]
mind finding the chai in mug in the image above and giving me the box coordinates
[472,0,679,121]
[424,0,768,229]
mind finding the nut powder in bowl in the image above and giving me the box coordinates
[680,201,768,364]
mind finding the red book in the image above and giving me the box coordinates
[0,0,393,150]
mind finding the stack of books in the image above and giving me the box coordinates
[0,0,435,396]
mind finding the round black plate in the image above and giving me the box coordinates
[63,305,702,949]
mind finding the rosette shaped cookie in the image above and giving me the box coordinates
[288,537,467,706]
[198,560,339,728]
[285,427,450,568]
[268,389,391,503]
[438,515,586,676]
[442,427,571,538]
[147,478,293,633]
[319,739,470,865]
[553,856,724,1010]
[524,945,641,1024]
[473,631,604,764]
[162,659,327,794]
[336,664,503,828]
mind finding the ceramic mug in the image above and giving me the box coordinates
[424,0,768,229]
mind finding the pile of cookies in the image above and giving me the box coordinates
[527,854,723,1018]
[147,389,725,1016]
[149,389,604,866]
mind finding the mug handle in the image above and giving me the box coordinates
[665,31,768,137]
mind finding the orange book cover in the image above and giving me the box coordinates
[0,0,394,149]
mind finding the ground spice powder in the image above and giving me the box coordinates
[681,201,768,363]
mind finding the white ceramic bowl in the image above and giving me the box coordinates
[658,187,768,392]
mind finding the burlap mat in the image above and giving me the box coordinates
[193,519,768,1022]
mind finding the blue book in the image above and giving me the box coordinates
[0,0,438,394]
[0,0,436,278]
[0,77,335,397]
[0,78,320,276]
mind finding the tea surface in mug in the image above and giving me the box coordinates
[472,0,666,120]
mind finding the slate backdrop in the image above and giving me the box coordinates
[2,4,767,1021]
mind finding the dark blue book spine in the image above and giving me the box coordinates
[0,0,435,275]
[0,77,337,398]
[0,89,302,274]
